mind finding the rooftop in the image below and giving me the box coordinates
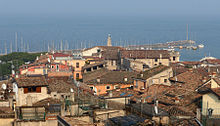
[16,76,48,87]
[120,50,170,59]
[83,68,137,84]
[136,65,171,80]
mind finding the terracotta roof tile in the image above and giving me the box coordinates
[83,68,137,84]
[120,50,170,59]
[16,76,48,87]
[136,65,171,80]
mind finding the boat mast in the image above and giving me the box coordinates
[186,24,188,40]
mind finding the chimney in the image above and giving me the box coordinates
[109,90,113,98]
[202,77,207,83]
[97,77,100,83]
[189,68,193,72]
[160,54,162,59]
[212,72,217,77]
[140,73,144,78]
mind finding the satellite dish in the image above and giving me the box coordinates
[2,84,7,90]
[70,88,74,93]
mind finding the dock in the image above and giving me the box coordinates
[126,40,196,50]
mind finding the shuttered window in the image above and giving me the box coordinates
[24,88,28,94]
[36,87,41,93]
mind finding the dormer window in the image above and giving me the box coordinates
[140,73,144,77]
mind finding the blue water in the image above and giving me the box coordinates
[0,15,220,61]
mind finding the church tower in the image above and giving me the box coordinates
[107,34,112,46]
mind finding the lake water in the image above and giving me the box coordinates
[0,15,220,61]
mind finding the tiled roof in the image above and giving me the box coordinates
[101,50,119,60]
[213,78,220,85]
[59,116,93,126]
[120,50,170,59]
[136,65,171,80]
[53,53,71,58]
[211,88,220,98]
[103,88,140,98]
[202,59,220,65]
[170,68,210,90]
[0,107,15,118]
[16,76,48,87]
[47,77,76,93]
[33,98,61,106]
[83,68,137,84]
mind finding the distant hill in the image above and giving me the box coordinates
[0,52,42,79]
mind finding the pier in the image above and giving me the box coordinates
[126,40,196,50]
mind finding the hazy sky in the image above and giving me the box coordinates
[0,0,219,17]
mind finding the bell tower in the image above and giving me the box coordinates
[107,34,112,46]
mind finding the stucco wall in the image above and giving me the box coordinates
[211,79,220,88]
[82,47,100,56]
[0,118,14,126]
[88,84,133,95]
[14,120,57,126]
[134,67,173,90]
[17,87,49,106]
[202,93,220,116]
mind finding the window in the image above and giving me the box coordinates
[90,87,94,90]
[56,65,59,70]
[97,49,101,53]
[106,86,110,90]
[130,85,134,89]
[76,73,79,78]
[24,86,41,93]
[155,59,158,62]
[164,79,167,83]
[114,85,119,89]
[76,62,79,68]
[51,66,54,69]
[173,57,176,61]
[54,95,57,97]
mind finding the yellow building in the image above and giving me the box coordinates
[133,65,173,91]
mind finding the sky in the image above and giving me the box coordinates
[0,0,220,18]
